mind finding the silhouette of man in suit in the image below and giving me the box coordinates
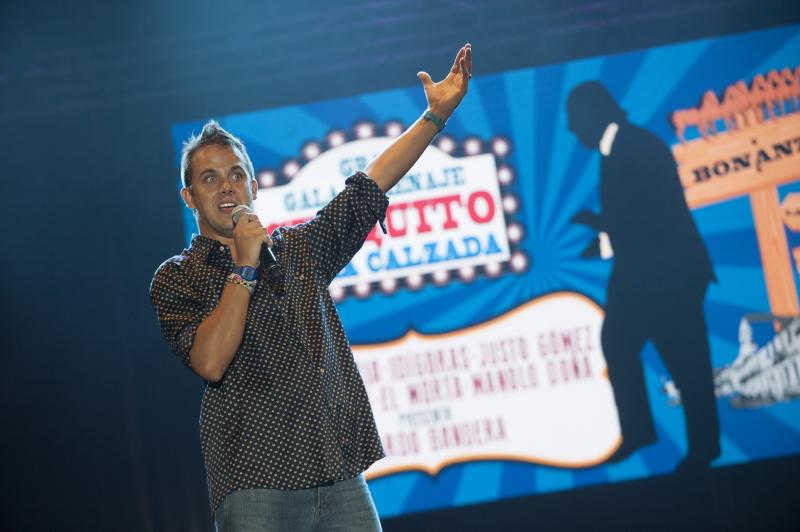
[567,81,720,473]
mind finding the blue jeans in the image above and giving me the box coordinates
[214,475,382,532]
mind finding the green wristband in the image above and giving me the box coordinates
[422,110,446,132]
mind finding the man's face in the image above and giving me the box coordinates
[180,143,257,239]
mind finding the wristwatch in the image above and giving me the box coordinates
[232,265,258,282]
[422,110,446,132]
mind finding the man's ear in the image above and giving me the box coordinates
[181,187,196,210]
[250,178,258,200]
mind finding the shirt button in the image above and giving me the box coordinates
[219,246,225,252]
[319,367,325,375]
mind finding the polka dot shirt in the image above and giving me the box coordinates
[150,172,388,516]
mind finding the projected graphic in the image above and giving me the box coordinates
[172,24,800,519]
[355,293,619,478]
[249,132,523,299]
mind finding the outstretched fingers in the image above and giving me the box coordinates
[450,45,466,76]
[453,44,472,83]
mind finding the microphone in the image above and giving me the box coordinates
[231,205,284,284]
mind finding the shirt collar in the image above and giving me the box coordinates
[599,122,619,157]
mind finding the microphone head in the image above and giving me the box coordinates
[231,204,252,225]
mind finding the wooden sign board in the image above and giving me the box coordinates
[672,115,800,209]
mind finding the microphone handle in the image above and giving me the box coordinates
[261,244,284,283]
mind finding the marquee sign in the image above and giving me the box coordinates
[251,122,528,300]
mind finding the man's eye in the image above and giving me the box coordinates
[204,175,217,184]
[231,173,243,182]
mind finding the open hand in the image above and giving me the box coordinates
[417,43,472,121]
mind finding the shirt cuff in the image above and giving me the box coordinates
[175,320,201,369]
[345,171,389,234]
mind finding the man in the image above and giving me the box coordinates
[150,44,472,531]
[567,81,720,473]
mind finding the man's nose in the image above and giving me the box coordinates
[219,176,234,191]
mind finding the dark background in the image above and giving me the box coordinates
[1,1,799,530]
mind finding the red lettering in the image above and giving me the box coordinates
[467,190,495,223]
[561,331,573,352]
[473,374,487,393]
[408,195,464,234]
[382,431,420,457]
[434,194,461,229]
[412,199,433,233]
[365,226,382,247]
[386,202,409,237]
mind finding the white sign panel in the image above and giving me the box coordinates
[353,292,621,477]
[252,137,511,291]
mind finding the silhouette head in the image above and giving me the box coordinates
[567,81,626,149]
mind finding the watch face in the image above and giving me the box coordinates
[235,266,258,281]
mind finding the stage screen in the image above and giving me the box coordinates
[171,24,800,518]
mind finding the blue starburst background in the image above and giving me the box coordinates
[173,24,800,519]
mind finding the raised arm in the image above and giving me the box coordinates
[302,44,474,284]
[367,43,472,192]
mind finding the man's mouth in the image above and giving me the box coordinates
[218,201,237,212]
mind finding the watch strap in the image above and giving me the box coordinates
[422,110,446,132]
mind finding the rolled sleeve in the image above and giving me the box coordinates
[301,171,389,284]
[344,171,389,234]
[150,260,207,369]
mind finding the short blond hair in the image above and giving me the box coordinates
[180,120,255,188]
